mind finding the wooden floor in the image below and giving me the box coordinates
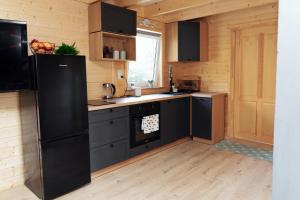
[0,141,272,200]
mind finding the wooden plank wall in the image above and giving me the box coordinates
[172,3,278,137]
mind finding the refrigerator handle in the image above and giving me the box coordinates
[58,64,69,67]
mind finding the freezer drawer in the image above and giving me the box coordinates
[41,134,91,200]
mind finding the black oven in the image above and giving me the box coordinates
[129,102,160,148]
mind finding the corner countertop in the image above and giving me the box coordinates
[88,92,226,111]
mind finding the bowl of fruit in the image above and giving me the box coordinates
[30,39,55,54]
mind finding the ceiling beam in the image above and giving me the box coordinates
[103,0,162,7]
[143,0,278,22]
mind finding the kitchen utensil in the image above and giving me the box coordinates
[102,83,116,99]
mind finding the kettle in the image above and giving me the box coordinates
[102,83,116,99]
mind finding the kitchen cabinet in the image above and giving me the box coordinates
[90,140,129,172]
[129,140,161,158]
[166,20,208,62]
[160,97,190,145]
[88,1,137,36]
[192,95,225,144]
[88,1,137,62]
[89,107,130,172]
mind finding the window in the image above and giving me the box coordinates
[128,30,162,88]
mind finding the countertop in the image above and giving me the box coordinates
[88,92,226,111]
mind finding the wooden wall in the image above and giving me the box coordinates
[172,3,278,136]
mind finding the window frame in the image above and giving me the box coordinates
[127,29,162,89]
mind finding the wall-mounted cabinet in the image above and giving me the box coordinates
[166,20,208,62]
[89,1,137,36]
[89,31,136,61]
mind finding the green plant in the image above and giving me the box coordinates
[55,42,79,55]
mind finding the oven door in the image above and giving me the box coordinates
[130,114,160,148]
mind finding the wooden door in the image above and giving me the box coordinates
[233,24,277,144]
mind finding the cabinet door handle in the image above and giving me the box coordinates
[109,120,114,125]
[110,143,114,148]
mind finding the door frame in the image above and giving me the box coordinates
[228,21,277,144]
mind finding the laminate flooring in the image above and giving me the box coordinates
[0,141,272,200]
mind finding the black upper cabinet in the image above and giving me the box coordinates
[178,21,200,61]
[89,2,137,36]
[101,3,137,36]
[166,20,208,62]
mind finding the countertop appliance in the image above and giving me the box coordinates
[175,75,201,93]
[130,102,160,148]
[103,83,116,99]
[20,55,91,200]
[0,19,29,92]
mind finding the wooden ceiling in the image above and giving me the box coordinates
[76,0,162,7]
[75,0,278,23]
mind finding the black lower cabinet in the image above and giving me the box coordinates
[90,139,129,171]
[192,97,212,140]
[89,107,130,172]
[160,98,190,145]
[129,140,161,157]
[88,98,193,172]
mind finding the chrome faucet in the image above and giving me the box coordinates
[169,64,173,92]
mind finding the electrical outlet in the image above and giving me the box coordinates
[117,69,124,80]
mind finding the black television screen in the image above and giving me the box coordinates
[0,19,29,92]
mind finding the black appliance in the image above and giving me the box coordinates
[130,102,160,148]
[0,19,29,92]
[20,55,91,200]
[101,2,137,36]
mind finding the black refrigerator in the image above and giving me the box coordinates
[20,54,91,200]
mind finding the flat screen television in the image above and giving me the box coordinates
[0,19,29,92]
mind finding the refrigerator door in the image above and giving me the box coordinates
[34,55,88,141]
[41,134,91,200]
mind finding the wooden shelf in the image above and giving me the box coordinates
[101,58,135,62]
[89,31,136,62]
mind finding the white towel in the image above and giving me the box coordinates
[141,114,159,134]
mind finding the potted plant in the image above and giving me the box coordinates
[55,42,79,55]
